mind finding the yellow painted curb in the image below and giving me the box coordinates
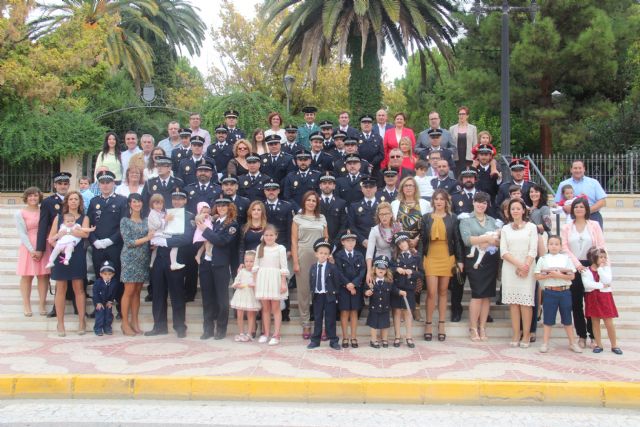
[0,375,638,408]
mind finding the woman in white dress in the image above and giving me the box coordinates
[115,166,145,197]
[500,198,538,348]
[264,112,287,141]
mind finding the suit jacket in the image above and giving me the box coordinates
[418,146,455,172]
[171,146,192,173]
[320,195,348,244]
[356,132,384,170]
[297,123,320,150]
[419,213,464,262]
[367,280,398,313]
[184,181,222,214]
[336,175,365,204]
[177,156,217,187]
[259,152,296,184]
[310,151,334,174]
[206,142,235,174]
[382,127,416,169]
[36,194,64,252]
[282,169,320,209]
[142,175,185,211]
[87,193,128,246]
[156,210,195,265]
[431,176,461,195]
[373,123,394,138]
[202,218,240,267]
[391,252,423,292]
[333,126,360,140]
[237,172,271,202]
[347,199,378,246]
[309,261,344,302]
[93,279,117,306]
[495,180,533,209]
[265,199,296,251]
[334,249,366,291]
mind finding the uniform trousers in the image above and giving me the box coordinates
[150,249,187,333]
[94,306,113,334]
[200,262,231,335]
[183,243,199,301]
[92,245,124,309]
[311,293,338,345]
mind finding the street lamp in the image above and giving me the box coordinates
[471,0,539,158]
[283,75,295,114]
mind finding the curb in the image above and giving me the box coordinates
[1,375,639,408]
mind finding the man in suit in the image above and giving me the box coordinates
[171,128,192,174]
[297,106,319,150]
[238,153,270,201]
[347,176,379,254]
[178,136,217,187]
[282,150,321,210]
[334,111,360,140]
[145,191,194,338]
[496,159,533,208]
[223,109,245,145]
[309,132,334,173]
[415,111,456,157]
[206,125,235,174]
[281,124,304,156]
[307,239,343,350]
[260,135,296,184]
[319,120,336,152]
[357,114,384,173]
[374,109,393,138]
[336,155,366,204]
[319,174,348,246]
[431,159,461,195]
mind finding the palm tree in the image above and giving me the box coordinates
[29,0,205,84]
[263,0,458,117]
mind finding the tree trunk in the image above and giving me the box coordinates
[348,33,382,118]
[540,75,552,158]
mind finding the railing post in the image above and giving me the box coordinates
[630,153,635,195]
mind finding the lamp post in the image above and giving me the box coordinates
[283,75,295,114]
[471,0,538,158]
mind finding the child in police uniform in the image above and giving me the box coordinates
[391,232,421,348]
[93,260,117,336]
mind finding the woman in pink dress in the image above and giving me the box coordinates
[15,187,49,316]
[382,112,415,169]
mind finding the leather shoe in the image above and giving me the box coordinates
[177,330,187,338]
[144,294,152,302]
[451,310,462,323]
[144,329,168,336]
[200,332,213,340]
[329,342,341,350]
[307,342,320,349]
[487,315,494,323]
[214,331,226,340]
[46,308,57,318]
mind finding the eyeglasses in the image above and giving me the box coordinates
[390,155,402,159]
[237,147,248,151]
[403,184,415,187]
[458,113,468,116]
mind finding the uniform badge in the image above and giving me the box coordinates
[263,158,268,164]
[228,226,237,235]
[152,185,157,191]
[358,207,363,212]
[380,196,386,202]
[190,220,196,227]
[212,149,217,154]
[359,140,363,144]
[190,191,195,196]
[54,204,60,210]
[341,167,346,173]
[185,166,190,172]
[293,181,298,187]
[177,153,182,158]
[244,180,249,186]
[458,200,464,206]
[96,204,101,210]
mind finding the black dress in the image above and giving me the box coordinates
[51,214,87,281]
[239,227,264,263]
[456,132,467,174]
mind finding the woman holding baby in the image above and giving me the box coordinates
[458,192,501,342]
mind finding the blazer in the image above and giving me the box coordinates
[309,261,345,302]
[381,127,416,169]
[561,220,606,268]
[202,218,239,267]
[419,213,464,263]
[334,249,366,291]
[449,123,478,162]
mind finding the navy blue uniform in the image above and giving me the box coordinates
[265,199,295,251]
[334,250,365,311]
[171,146,192,174]
[200,218,239,338]
[366,280,398,329]
[347,199,378,253]
[391,252,422,310]
[356,132,384,171]
[332,157,371,178]
[259,152,296,184]
[93,278,116,334]
[206,142,234,174]
[476,164,500,208]
[178,156,217,187]
[420,147,455,172]
[149,210,194,335]
[310,151,334,174]
[451,191,475,216]
[322,138,336,152]
[431,177,461,195]
[495,180,533,211]
[282,169,320,210]
[333,126,360,140]
[281,141,305,156]
[237,173,270,202]
[336,175,364,204]
[224,127,245,145]
[36,193,65,252]
[184,181,222,214]
[376,188,398,204]
[309,261,344,346]
[320,196,348,245]
[142,176,184,212]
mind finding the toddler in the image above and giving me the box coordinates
[414,160,434,201]
[467,230,499,269]
[193,202,213,263]
[553,185,588,224]
[230,251,261,342]
[46,213,95,268]
[148,194,183,270]
[93,261,117,336]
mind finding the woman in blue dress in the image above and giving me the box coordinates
[48,191,91,336]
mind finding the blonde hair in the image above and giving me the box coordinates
[397,176,421,204]
[233,139,253,157]
[243,250,256,262]
[430,189,452,215]
[257,224,278,259]
[375,202,393,226]
[399,136,414,157]
[149,193,164,208]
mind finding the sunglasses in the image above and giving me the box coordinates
[390,155,402,159]
[237,147,248,151]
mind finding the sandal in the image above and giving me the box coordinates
[423,322,433,341]
[393,338,401,348]
[406,338,415,348]
[437,321,446,342]
[479,327,488,342]
[370,340,380,349]
[469,328,480,342]
[350,338,358,348]
[342,339,349,348]
[381,340,389,348]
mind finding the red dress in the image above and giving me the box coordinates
[382,127,416,169]
[584,269,618,318]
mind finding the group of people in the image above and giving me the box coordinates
[15,106,621,354]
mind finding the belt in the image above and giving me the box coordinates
[546,286,570,292]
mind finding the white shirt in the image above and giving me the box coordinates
[121,147,142,174]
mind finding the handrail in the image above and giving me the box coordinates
[523,155,555,195]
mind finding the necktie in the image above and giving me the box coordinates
[351,175,356,183]
[269,203,275,211]
[316,264,323,293]
[365,134,369,139]
[348,252,353,261]
[467,193,473,201]
[201,184,206,191]
[271,155,277,164]
[161,180,167,189]
[250,176,255,183]
[367,200,372,208]
[324,197,330,204]
[314,155,318,162]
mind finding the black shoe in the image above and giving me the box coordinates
[329,342,341,350]
[144,329,168,336]
[105,330,113,335]
[177,330,187,338]
[144,294,152,302]
[214,331,226,340]
[451,309,462,323]
[200,332,213,340]
[282,314,290,322]
[88,311,96,319]
[307,341,320,349]
[487,315,494,323]
[46,308,57,318]
[116,313,122,320]
[185,298,195,303]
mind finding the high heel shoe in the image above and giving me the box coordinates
[77,321,86,336]
[57,325,66,337]
[438,321,446,342]
[469,328,480,342]
[423,322,433,341]
[121,325,136,337]
[479,327,488,341]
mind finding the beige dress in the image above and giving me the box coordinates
[293,214,327,328]
[500,222,538,306]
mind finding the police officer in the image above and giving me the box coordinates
[319,174,348,246]
[336,155,366,204]
[207,125,235,173]
[376,169,399,203]
[260,135,296,184]
[419,129,456,173]
[357,114,384,173]
[496,159,533,208]
[263,181,296,252]
[142,156,184,209]
[347,176,379,254]
[297,106,319,150]
[319,121,336,152]
[327,130,347,159]
[37,172,72,318]
[238,153,270,202]
[281,124,304,156]
[184,163,222,215]
[87,170,128,318]
[333,138,372,178]
[430,159,461,195]
[220,175,250,277]
[452,167,480,216]
[282,150,321,210]
[171,128,192,174]
[309,132,334,173]
[198,197,239,340]
[475,143,500,205]
[145,190,194,338]
[223,109,245,145]
[178,135,216,186]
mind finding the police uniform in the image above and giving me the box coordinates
[36,180,69,253]
[336,171,365,204]
[476,163,500,206]
[93,261,117,335]
[495,159,533,210]
[333,154,371,178]
[366,256,397,333]
[376,187,398,203]
[347,194,379,253]
[206,131,235,174]
[319,188,348,245]
[171,128,193,173]
[334,235,366,312]
[145,193,194,337]
[259,140,296,184]
[184,180,222,215]
[237,171,270,202]
[178,155,216,187]
[390,234,422,311]
[319,121,336,152]
[297,106,320,150]
[199,198,239,340]
[264,191,296,251]
[310,150,334,174]
[356,125,384,171]
[223,110,245,144]
[452,190,476,215]
[281,125,305,156]
[142,162,185,211]
[282,163,320,210]
[431,176,461,195]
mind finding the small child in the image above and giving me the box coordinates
[193,202,213,264]
[414,160,434,201]
[78,176,95,211]
[471,132,500,177]
[553,185,588,224]
[93,260,117,336]
[230,250,261,342]
[534,235,581,353]
[582,247,622,355]
[365,255,406,349]
[335,230,366,348]
[307,239,343,350]
[508,185,522,202]
[390,233,421,348]
[45,213,95,268]
[148,194,183,270]
[466,231,499,269]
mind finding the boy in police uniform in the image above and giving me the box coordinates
[93,260,117,336]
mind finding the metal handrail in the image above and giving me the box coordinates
[523,155,555,195]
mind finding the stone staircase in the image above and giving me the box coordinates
[0,205,637,339]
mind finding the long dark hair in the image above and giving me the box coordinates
[300,191,321,217]
[101,132,122,160]
[62,190,84,215]
[529,183,548,209]
[127,193,145,219]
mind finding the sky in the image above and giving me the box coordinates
[187,0,407,84]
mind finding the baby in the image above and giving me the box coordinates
[148,194,183,270]
[194,201,214,263]
[46,213,95,268]
[466,230,499,269]
[553,184,588,224]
